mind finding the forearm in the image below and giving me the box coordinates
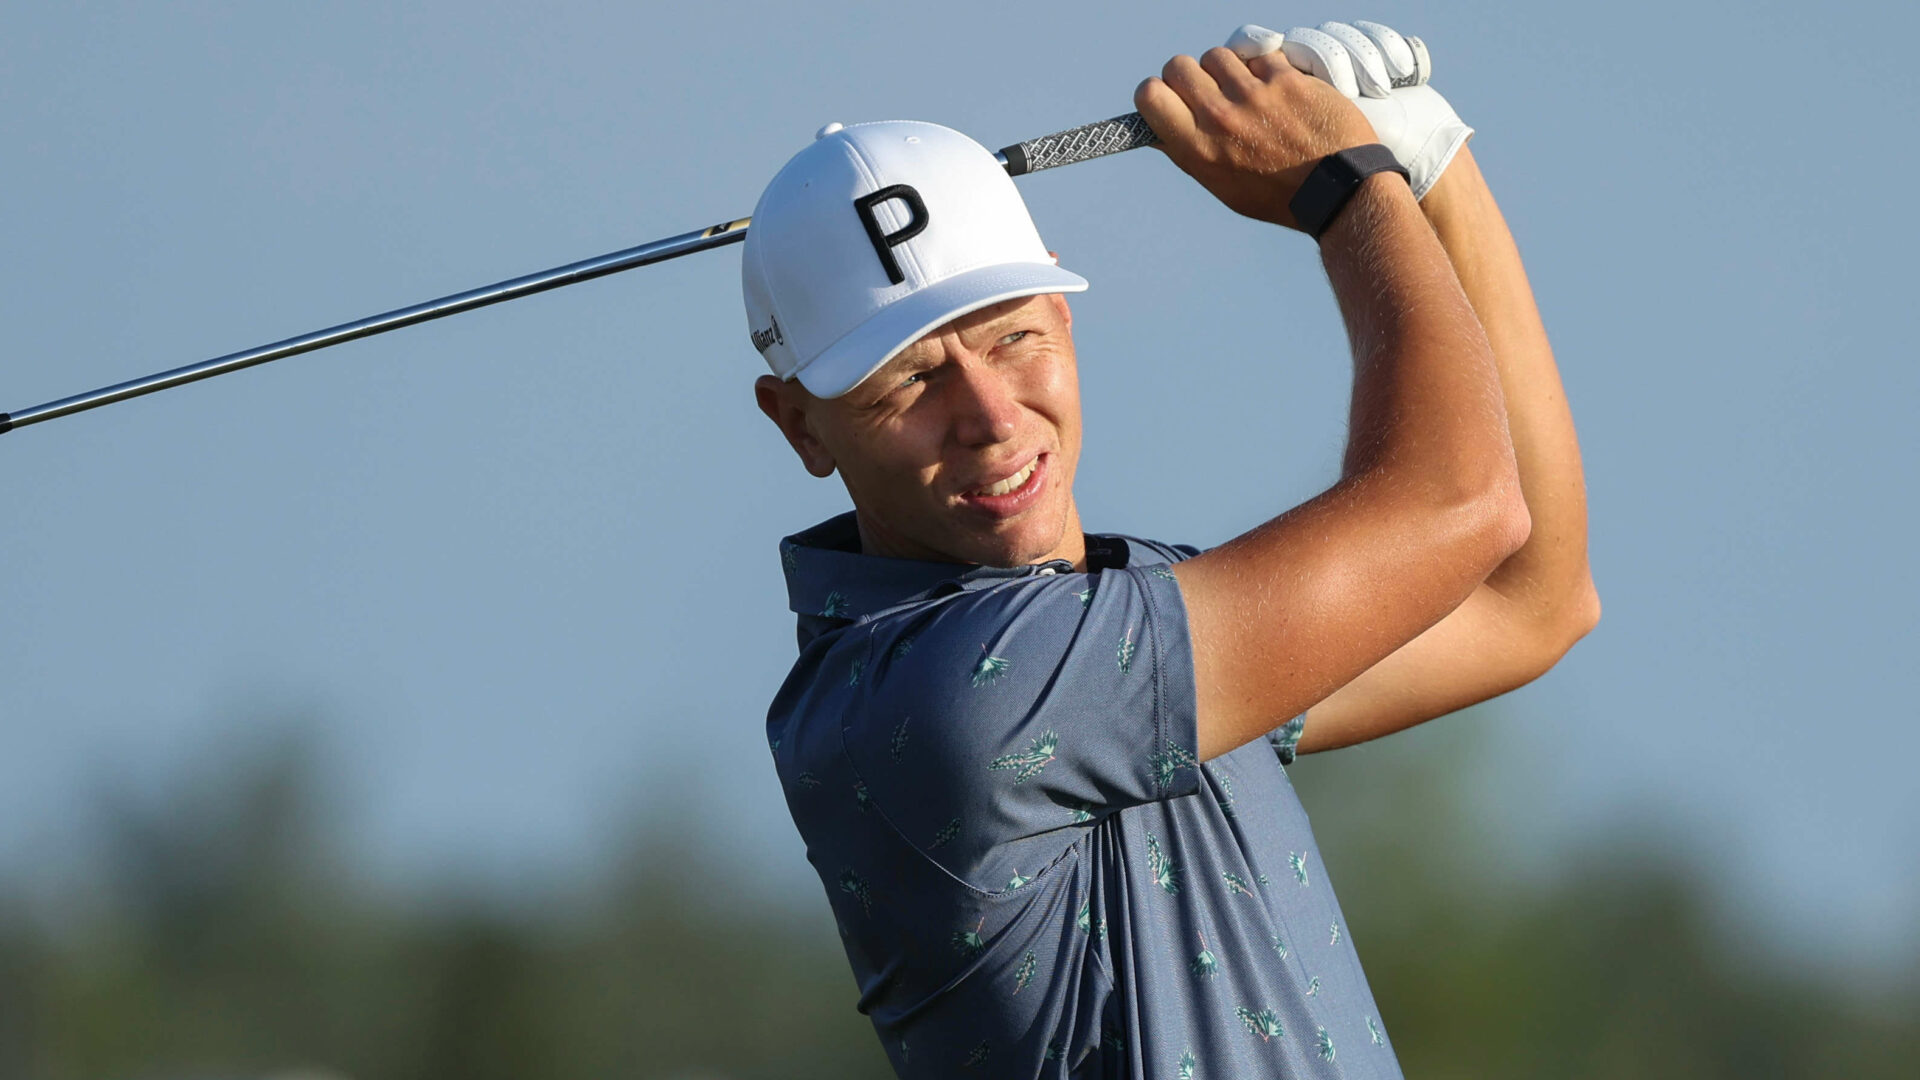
[1324,173,1521,513]
[1178,171,1528,758]
[1419,148,1596,624]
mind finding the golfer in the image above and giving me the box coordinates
[748,21,1595,1078]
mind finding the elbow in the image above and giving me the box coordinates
[1496,579,1599,690]
[1462,475,1532,572]
[1532,576,1602,669]
[1390,458,1533,591]
[1438,439,1533,568]
[1490,483,1533,561]
[1563,577,1602,644]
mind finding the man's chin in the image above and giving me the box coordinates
[953,516,1069,569]
[858,501,1069,567]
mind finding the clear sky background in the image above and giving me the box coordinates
[3,0,1915,981]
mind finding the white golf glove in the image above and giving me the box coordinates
[1226,21,1471,199]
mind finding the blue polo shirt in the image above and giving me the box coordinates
[769,513,1403,1079]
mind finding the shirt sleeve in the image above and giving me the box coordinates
[1267,712,1307,765]
[842,563,1202,865]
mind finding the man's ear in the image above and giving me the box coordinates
[754,375,837,478]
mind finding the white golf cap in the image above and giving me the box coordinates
[742,120,1088,399]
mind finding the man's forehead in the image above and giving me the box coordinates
[893,295,1049,362]
[828,293,1064,401]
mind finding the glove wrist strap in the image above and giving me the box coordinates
[1290,144,1410,240]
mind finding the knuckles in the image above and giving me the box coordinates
[1133,36,1382,230]
[1245,51,1291,81]
[1139,46,1363,169]
[1198,45,1242,74]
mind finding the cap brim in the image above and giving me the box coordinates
[793,262,1089,399]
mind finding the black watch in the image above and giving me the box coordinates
[1289,144,1410,241]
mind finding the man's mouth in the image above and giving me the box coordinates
[971,457,1040,498]
[958,453,1049,519]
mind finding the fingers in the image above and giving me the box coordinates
[1133,75,1198,152]
[1221,25,1313,85]
[1138,54,1229,154]
[1237,21,1434,97]
[1316,21,1391,98]
[1225,23,1295,83]
[1279,27,1358,98]
[1225,23,1284,61]
[1198,46,1261,100]
[1351,21,1431,88]
[1137,33,1383,227]
[1149,51,1263,130]
[1405,34,1433,85]
[1161,53,1223,105]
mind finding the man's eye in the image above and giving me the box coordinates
[897,373,923,389]
[999,330,1031,347]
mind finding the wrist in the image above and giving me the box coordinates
[1412,145,1486,226]
[1290,144,1411,241]
[1314,169,1419,252]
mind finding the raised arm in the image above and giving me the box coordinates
[1295,146,1599,753]
[1134,47,1531,761]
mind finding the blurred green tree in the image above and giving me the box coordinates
[1290,704,1920,1079]
[0,709,1912,1079]
[0,729,889,1080]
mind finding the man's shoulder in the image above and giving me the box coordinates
[769,519,1204,719]
[770,531,1198,713]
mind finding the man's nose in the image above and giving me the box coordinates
[948,360,1020,447]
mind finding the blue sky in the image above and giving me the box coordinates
[3,0,1915,977]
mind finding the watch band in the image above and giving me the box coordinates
[1289,144,1411,241]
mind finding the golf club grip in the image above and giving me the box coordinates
[1000,112,1160,176]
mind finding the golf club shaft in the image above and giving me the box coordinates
[1,112,1158,436]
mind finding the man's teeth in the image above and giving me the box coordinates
[975,459,1039,497]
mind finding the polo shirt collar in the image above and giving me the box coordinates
[780,512,1133,623]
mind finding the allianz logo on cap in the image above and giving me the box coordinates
[751,314,785,355]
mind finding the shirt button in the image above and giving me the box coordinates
[1037,567,1057,576]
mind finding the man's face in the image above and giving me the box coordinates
[757,293,1084,568]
